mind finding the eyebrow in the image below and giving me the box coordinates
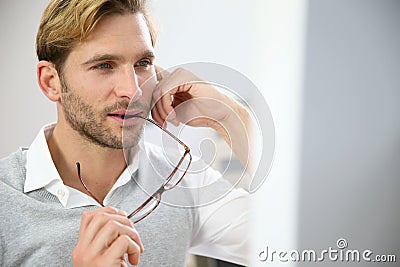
[81,51,155,66]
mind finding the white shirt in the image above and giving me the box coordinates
[24,123,139,208]
[23,123,250,265]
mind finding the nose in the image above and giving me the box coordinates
[115,65,142,102]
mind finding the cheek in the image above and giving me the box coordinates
[85,75,115,94]
[85,82,119,107]
[139,74,157,97]
[141,86,154,106]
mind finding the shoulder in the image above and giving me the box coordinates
[0,148,27,191]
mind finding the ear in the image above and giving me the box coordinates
[37,61,62,102]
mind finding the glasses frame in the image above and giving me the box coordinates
[76,115,192,224]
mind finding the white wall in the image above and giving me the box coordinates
[251,0,307,266]
[0,0,54,157]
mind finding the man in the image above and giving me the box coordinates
[0,0,253,266]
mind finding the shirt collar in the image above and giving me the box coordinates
[24,123,60,193]
[24,123,140,208]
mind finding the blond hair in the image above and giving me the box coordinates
[36,0,156,72]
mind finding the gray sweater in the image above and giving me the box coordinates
[0,149,194,266]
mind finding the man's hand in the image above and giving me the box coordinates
[152,66,256,176]
[152,66,242,131]
[72,206,144,266]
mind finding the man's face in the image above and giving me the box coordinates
[59,13,156,149]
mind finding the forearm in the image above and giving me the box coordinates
[212,99,257,176]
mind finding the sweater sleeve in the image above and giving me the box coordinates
[187,167,250,266]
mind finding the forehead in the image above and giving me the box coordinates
[70,13,153,61]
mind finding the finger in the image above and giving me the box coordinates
[155,96,171,122]
[108,206,129,217]
[78,207,126,244]
[79,207,124,231]
[106,235,141,266]
[152,89,171,126]
[161,91,176,119]
[91,219,143,254]
[154,83,180,125]
[151,104,164,127]
[155,65,168,82]
[79,209,133,249]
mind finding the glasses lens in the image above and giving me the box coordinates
[164,150,191,190]
[123,116,192,222]
[141,119,191,188]
[128,193,160,223]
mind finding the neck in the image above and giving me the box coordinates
[48,123,130,204]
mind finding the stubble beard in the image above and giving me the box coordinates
[60,77,149,150]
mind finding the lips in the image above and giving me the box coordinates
[108,110,143,121]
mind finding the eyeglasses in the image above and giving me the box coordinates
[76,115,192,224]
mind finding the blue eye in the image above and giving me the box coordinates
[95,62,112,69]
[136,60,151,67]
